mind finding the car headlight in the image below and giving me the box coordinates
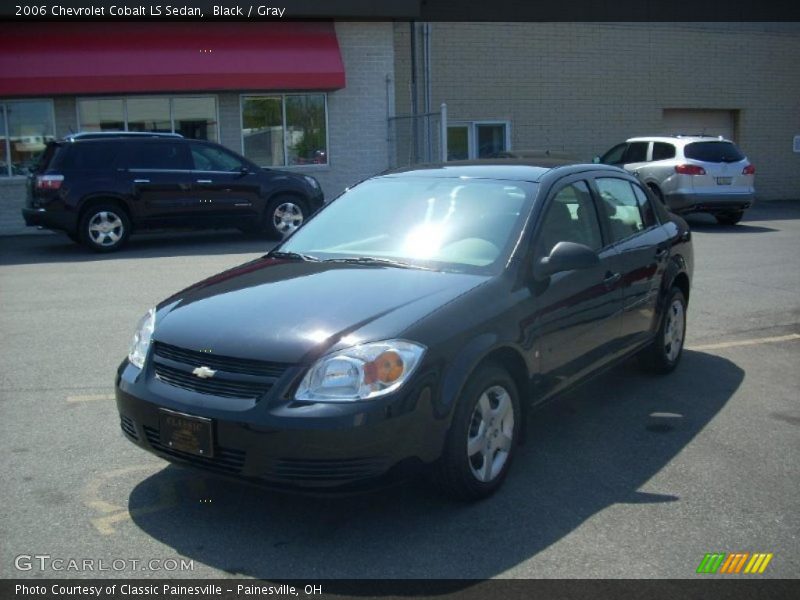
[303,175,320,190]
[128,308,155,369]
[295,340,426,402]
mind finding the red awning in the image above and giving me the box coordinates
[0,22,345,96]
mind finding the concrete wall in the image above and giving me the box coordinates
[395,22,800,200]
[0,21,395,235]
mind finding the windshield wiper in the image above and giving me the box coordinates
[323,256,432,270]
[267,251,321,262]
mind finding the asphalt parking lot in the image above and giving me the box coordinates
[1,201,798,580]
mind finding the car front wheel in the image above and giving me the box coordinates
[433,363,520,501]
[264,195,307,239]
[79,205,131,252]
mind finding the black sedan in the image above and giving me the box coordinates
[116,161,693,500]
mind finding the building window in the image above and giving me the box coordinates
[241,94,328,167]
[447,121,510,160]
[0,99,56,177]
[77,96,218,142]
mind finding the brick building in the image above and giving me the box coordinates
[0,21,798,235]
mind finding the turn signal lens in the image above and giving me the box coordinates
[364,350,404,385]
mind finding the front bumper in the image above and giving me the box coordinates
[115,360,445,491]
[21,207,77,232]
[665,192,755,215]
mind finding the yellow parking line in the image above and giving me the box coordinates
[66,393,115,403]
[687,333,800,352]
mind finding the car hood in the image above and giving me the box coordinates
[154,257,489,364]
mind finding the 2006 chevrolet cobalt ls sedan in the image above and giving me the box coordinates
[116,161,693,500]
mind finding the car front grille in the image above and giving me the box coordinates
[120,415,138,440]
[151,342,289,400]
[262,457,389,483]
[153,342,287,378]
[143,426,245,474]
[154,363,271,399]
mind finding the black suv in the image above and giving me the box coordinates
[23,132,324,251]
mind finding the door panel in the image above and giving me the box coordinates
[122,141,196,223]
[594,177,669,346]
[189,143,261,221]
[524,179,624,395]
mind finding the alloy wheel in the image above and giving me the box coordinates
[272,202,304,235]
[87,211,124,247]
[467,384,515,483]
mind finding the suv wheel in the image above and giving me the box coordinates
[640,287,687,374]
[80,205,131,252]
[715,211,744,225]
[264,196,306,239]
[433,363,520,501]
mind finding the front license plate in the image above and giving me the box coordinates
[159,409,213,457]
[716,177,733,185]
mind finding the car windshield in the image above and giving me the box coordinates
[278,176,537,274]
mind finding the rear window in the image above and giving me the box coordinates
[58,142,120,170]
[33,142,60,173]
[684,141,744,163]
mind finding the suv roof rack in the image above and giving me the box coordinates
[64,131,184,141]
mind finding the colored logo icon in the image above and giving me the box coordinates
[697,553,773,574]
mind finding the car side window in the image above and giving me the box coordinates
[601,143,627,165]
[190,143,246,172]
[127,142,191,171]
[652,142,676,161]
[536,181,603,257]
[595,177,647,242]
[632,183,657,228]
[622,142,648,163]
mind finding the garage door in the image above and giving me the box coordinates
[662,109,736,140]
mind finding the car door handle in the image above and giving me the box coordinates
[603,272,621,286]
[133,179,150,183]
[196,179,213,184]
[655,247,669,259]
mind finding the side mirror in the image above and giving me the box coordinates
[239,166,250,176]
[592,156,601,164]
[534,241,600,280]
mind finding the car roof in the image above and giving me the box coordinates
[63,131,184,142]
[627,135,733,144]
[382,159,624,183]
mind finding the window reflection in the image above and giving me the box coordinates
[1,100,55,176]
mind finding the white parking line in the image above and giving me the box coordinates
[66,393,115,403]
[687,333,800,352]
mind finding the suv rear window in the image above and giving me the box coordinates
[59,142,120,170]
[33,142,60,173]
[684,141,744,163]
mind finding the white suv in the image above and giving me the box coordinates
[596,135,755,225]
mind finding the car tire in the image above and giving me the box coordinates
[639,287,687,374]
[79,204,131,252]
[432,363,521,501]
[263,195,307,239]
[715,211,744,225]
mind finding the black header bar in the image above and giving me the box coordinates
[3,0,800,21]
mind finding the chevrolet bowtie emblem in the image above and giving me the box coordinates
[192,366,217,379]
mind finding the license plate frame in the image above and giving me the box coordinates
[158,409,213,457]
[716,177,733,185]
